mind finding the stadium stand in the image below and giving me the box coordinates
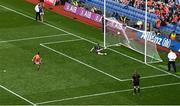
[84,0,180,39]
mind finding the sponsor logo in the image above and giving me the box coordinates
[140,32,171,48]
[162,38,171,48]
[64,3,102,23]
[140,32,161,45]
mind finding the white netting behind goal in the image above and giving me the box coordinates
[104,17,163,63]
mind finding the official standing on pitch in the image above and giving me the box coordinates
[35,3,41,21]
[132,71,140,95]
[168,49,177,72]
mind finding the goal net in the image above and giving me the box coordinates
[104,17,163,64]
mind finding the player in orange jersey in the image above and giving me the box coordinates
[32,52,42,70]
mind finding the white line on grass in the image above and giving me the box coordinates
[0,33,68,44]
[109,48,180,79]
[0,4,35,20]
[36,81,180,105]
[1,6,180,103]
[1,4,178,80]
[42,39,171,82]
[121,73,170,81]
[1,4,180,105]
[0,4,179,79]
[40,44,122,81]
[0,4,96,44]
[0,4,121,103]
[0,85,36,105]
[41,39,83,45]
[1,4,180,78]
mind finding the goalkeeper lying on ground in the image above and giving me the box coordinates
[90,43,107,55]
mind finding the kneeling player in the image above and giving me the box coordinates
[32,52,42,70]
[90,43,107,55]
[132,71,140,95]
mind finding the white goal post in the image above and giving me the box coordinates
[103,0,163,64]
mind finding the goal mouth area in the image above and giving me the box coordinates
[107,42,163,64]
[104,17,163,64]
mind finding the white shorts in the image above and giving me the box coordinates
[35,61,41,65]
[40,12,44,15]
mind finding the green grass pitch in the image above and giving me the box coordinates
[0,0,180,105]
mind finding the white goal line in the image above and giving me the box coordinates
[36,81,180,105]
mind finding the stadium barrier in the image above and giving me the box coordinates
[137,32,180,52]
[64,2,102,23]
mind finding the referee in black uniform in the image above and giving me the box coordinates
[132,71,140,95]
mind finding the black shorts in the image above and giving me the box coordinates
[133,82,139,86]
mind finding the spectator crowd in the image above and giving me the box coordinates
[111,0,180,40]
[113,0,180,28]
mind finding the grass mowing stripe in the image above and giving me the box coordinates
[40,43,123,81]
[0,4,178,80]
[36,81,180,105]
[0,33,68,44]
[0,85,36,105]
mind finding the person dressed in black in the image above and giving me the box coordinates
[132,71,140,95]
[90,43,107,55]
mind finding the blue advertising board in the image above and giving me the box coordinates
[137,31,180,52]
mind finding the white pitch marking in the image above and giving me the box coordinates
[40,44,122,82]
[1,4,180,105]
[41,39,82,45]
[121,73,170,81]
[41,40,172,82]
[0,85,36,105]
[109,48,180,79]
[1,4,178,79]
[0,33,68,44]
[36,82,180,105]
[0,4,179,80]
